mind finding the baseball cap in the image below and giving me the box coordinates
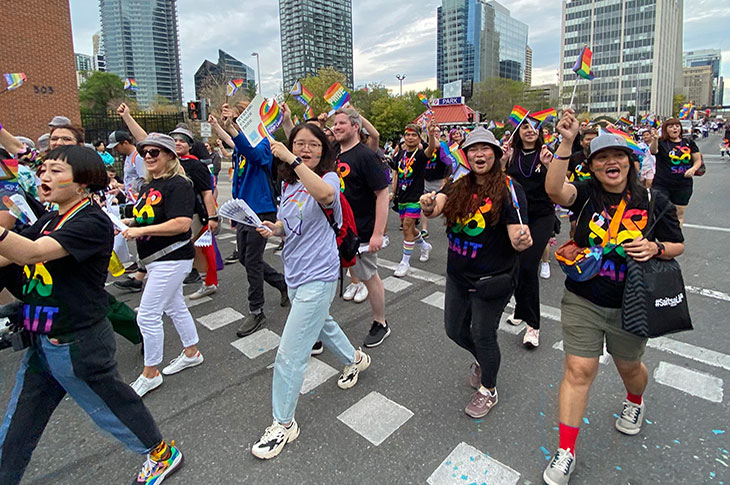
[169,127,194,146]
[588,134,633,161]
[49,116,72,127]
[16,136,35,149]
[36,133,50,152]
[461,127,503,160]
[137,133,177,154]
[107,130,132,149]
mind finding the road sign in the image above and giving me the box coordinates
[200,121,211,138]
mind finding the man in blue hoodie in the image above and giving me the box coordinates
[216,104,288,337]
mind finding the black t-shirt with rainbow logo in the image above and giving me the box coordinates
[654,139,699,188]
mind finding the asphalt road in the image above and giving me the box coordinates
[1,133,728,484]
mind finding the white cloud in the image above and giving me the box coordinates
[531,65,559,86]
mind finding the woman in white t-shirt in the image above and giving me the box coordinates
[251,124,372,460]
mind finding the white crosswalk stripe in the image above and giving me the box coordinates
[197,307,244,331]
[653,361,724,403]
[337,391,414,446]
[428,442,521,485]
[230,328,280,358]
[381,276,413,293]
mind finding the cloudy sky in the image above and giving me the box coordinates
[69,0,730,102]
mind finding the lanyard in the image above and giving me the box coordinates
[41,198,91,234]
[602,198,627,247]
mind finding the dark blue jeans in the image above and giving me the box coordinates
[0,321,162,484]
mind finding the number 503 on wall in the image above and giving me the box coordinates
[33,85,54,95]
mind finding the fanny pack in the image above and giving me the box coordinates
[138,240,189,269]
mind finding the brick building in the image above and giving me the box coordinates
[0,0,81,142]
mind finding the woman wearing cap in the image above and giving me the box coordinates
[0,145,182,484]
[504,118,555,348]
[122,133,204,397]
[420,127,532,419]
[541,109,684,485]
[649,118,701,227]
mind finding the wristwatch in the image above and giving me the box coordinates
[290,157,303,169]
[655,241,665,257]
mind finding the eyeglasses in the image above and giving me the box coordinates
[293,141,322,150]
[140,148,161,158]
[50,136,76,143]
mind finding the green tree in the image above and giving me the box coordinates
[245,81,258,101]
[79,71,125,112]
[673,94,686,118]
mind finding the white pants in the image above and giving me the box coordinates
[137,259,198,367]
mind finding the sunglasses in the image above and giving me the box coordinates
[140,148,161,158]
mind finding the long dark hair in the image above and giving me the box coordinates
[509,122,544,165]
[585,152,647,210]
[442,149,507,226]
[278,124,335,184]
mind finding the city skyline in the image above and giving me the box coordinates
[69,0,730,105]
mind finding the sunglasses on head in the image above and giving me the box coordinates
[140,148,161,158]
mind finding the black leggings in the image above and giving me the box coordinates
[444,276,513,388]
[514,214,554,329]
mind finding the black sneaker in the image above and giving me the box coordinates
[280,289,290,307]
[124,262,139,273]
[363,321,390,348]
[236,312,266,337]
[113,277,143,292]
[311,341,324,356]
[224,251,239,265]
[183,269,201,285]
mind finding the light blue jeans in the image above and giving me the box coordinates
[272,279,356,423]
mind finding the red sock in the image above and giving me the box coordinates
[626,392,643,405]
[558,422,580,453]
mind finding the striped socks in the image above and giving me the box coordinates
[402,240,415,264]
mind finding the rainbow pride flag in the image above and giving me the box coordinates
[507,105,529,128]
[544,133,558,146]
[572,45,594,80]
[304,105,315,120]
[531,108,557,124]
[439,141,470,181]
[3,73,26,91]
[290,80,314,106]
[494,121,505,129]
[417,93,431,110]
[678,103,694,120]
[618,116,633,126]
[123,78,138,91]
[324,82,351,110]
[506,176,524,229]
[292,115,300,126]
[227,79,244,97]
[259,98,283,135]
[602,126,642,155]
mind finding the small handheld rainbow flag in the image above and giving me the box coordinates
[417,93,433,114]
[260,98,283,135]
[227,79,244,97]
[123,78,139,91]
[678,103,694,120]
[292,115,300,126]
[290,81,314,107]
[494,121,505,129]
[324,82,351,110]
[531,108,557,125]
[304,105,315,120]
[602,126,642,155]
[439,141,471,181]
[508,105,529,128]
[572,45,594,80]
[617,116,633,126]
[544,133,558,148]
[3,73,26,91]
[506,176,524,232]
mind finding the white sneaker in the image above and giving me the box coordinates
[343,283,358,301]
[131,372,163,397]
[394,261,410,278]
[506,313,523,326]
[523,326,540,348]
[162,350,204,375]
[337,349,371,389]
[251,420,300,460]
[353,283,369,303]
[189,284,217,300]
[540,262,551,279]
[419,241,432,262]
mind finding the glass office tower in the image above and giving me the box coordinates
[437,0,482,92]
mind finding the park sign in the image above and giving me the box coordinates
[430,97,465,106]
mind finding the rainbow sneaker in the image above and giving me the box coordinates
[134,441,183,484]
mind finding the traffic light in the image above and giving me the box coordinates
[187,101,201,120]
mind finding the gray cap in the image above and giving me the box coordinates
[49,116,71,127]
[16,136,35,149]
[588,134,633,161]
[137,132,177,154]
[169,127,194,145]
[461,127,503,160]
[37,133,50,152]
[107,130,132,149]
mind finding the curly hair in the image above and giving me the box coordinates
[441,157,508,227]
[278,124,335,184]
[508,122,544,166]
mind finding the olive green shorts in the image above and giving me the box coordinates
[561,290,648,362]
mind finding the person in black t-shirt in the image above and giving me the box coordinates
[0,145,182,484]
[332,108,391,348]
[649,117,702,227]
[121,133,204,398]
[567,126,597,238]
[420,127,532,420]
[391,122,437,278]
[505,118,555,348]
[421,124,450,238]
[542,109,684,485]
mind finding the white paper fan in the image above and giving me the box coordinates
[194,229,213,247]
[219,199,264,228]
[6,194,38,224]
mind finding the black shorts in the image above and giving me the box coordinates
[653,184,693,206]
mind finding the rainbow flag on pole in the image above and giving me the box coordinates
[572,45,595,80]
[530,108,557,125]
[439,141,471,181]
[507,105,529,128]
[304,105,315,120]
[290,80,314,106]
[123,78,139,91]
[324,82,351,110]
[618,116,633,126]
[602,126,642,155]
[494,121,505,129]
[259,98,283,135]
[3,73,26,91]
[227,79,244,97]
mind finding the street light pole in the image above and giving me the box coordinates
[252,52,261,94]
[396,74,406,96]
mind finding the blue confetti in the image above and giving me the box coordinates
[645,419,653,424]
[583,417,590,425]
[553,427,559,431]
[461,474,468,480]
[454,466,459,470]
[470,456,475,462]
[613,414,619,419]
[541,446,551,461]
[713,430,726,435]
[616,466,622,471]
[673,439,680,444]
[540,412,545,416]
[474,419,483,424]
[446,461,452,466]
[711,472,716,478]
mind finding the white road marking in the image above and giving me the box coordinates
[647,337,730,372]
[197,307,244,331]
[421,291,445,310]
[427,442,520,485]
[653,361,724,403]
[498,312,526,335]
[185,296,213,308]
[682,223,730,233]
[685,285,730,303]
[300,358,339,394]
[382,276,413,293]
[378,258,446,285]
[230,329,280,359]
[337,391,414,446]
[217,233,236,240]
[553,340,612,365]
